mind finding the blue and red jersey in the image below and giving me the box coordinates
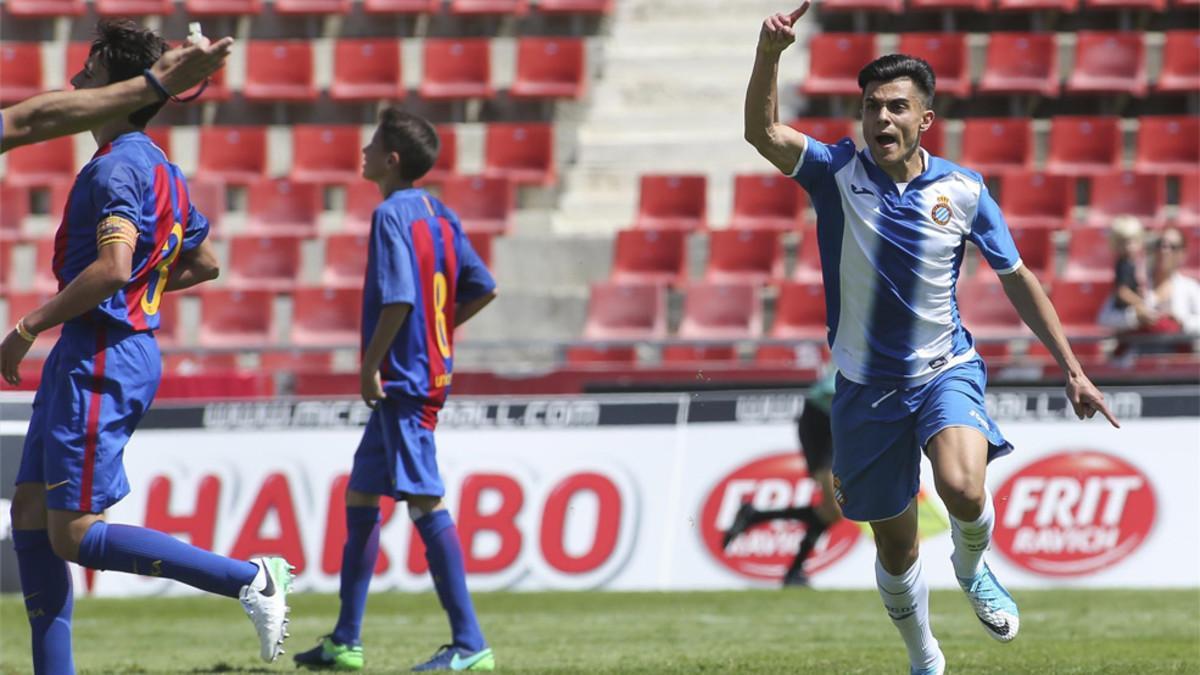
[53,131,208,332]
[364,188,495,428]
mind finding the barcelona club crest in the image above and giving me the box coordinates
[931,195,953,226]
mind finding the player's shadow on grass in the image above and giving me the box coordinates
[187,664,276,673]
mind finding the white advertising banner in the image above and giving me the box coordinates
[1,388,1197,596]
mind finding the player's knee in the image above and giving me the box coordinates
[407,497,443,520]
[9,485,47,530]
[46,522,82,563]
[873,533,918,571]
[935,478,985,520]
[345,489,381,508]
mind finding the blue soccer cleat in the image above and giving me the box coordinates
[910,649,945,675]
[958,561,1020,643]
[411,644,495,672]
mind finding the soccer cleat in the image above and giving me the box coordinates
[293,635,365,671]
[910,649,946,675]
[240,556,294,662]
[411,645,495,672]
[958,561,1020,643]
[781,568,810,588]
[722,503,758,550]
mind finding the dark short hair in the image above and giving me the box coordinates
[89,19,168,128]
[858,54,936,109]
[377,107,440,182]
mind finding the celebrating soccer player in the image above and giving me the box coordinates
[293,108,498,672]
[744,5,1120,674]
[1,21,292,673]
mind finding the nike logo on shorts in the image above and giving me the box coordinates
[46,479,71,491]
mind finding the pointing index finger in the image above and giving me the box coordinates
[787,1,811,23]
[1093,397,1120,428]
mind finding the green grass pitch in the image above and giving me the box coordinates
[1,589,1197,673]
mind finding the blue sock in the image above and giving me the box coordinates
[414,510,485,652]
[13,529,75,675]
[77,521,258,598]
[331,506,381,646]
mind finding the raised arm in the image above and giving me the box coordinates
[0,37,233,153]
[744,3,811,175]
[998,266,1119,427]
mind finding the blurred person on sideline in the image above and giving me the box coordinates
[1100,225,1200,353]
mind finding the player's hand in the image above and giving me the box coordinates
[1066,373,1120,428]
[150,36,234,95]
[0,330,33,386]
[758,3,810,55]
[360,369,385,409]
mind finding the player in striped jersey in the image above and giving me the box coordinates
[295,108,498,673]
[745,5,1119,674]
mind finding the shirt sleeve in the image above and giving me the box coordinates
[790,136,857,194]
[91,159,142,227]
[454,229,496,304]
[968,184,1023,275]
[371,209,416,307]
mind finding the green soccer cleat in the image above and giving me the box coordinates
[294,635,365,671]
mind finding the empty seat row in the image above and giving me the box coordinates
[0,37,587,106]
[803,31,1198,99]
[3,0,610,18]
[822,0,1193,11]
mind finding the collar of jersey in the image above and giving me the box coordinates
[93,130,150,159]
[858,146,950,194]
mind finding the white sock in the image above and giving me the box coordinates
[950,489,995,581]
[876,557,941,671]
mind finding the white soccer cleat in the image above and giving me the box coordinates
[240,556,294,662]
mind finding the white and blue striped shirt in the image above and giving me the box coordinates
[791,137,1023,388]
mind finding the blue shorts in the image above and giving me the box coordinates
[348,397,444,499]
[16,322,160,513]
[830,357,1012,522]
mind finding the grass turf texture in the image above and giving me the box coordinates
[1,589,1197,673]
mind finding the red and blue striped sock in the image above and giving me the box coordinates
[331,506,382,646]
[13,529,75,675]
[415,510,485,652]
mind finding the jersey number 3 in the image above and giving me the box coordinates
[433,271,452,359]
[141,222,184,315]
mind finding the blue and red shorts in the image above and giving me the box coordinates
[348,396,444,500]
[16,321,160,513]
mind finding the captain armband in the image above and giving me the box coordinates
[96,216,138,250]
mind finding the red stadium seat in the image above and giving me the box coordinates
[786,117,856,145]
[978,33,1059,97]
[0,184,29,239]
[483,123,555,186]
[1158,32,1200,94]
[439,176,514,234]
[610,228,686,285]
[225,235,304,290]
[343,180,380,232]
[960,118,1033,174]
[321,233,368,288]
[956,276,1023,354]
[0,240,13,292]
[769,281,827,340]
[363,0,439,11]
[802,34,876,96]
[676,282,763,339]
[1005,225,1056,277]
[184,0,262,14]
[510,38,586,100]
[1086,172,1166,225]
[177,65,231,103]
[425,125,457,184]
[820,0,903,11]
[197,126,267,184]
[143,126,172,158]
[999,172,1073,229]
[1048,279,1112,336]
[33,238,60,293]
[187,178,225,230]
[1084,0,1164,9]
[3,136,74,187]
[290,288,362,347]
[96,0,173,14]
[162,352,240,375]
[0,44,43,105]
[897,34,970,98]
[1062,227,1114,280]
[290,125,363,184]
[1134,116,1200,175]
[198,289,274,348]
[537,0,612,11]
[909,0,991,9]
[704,229,783,284]
[635,174,707,231]
[243,41,317,102]
[792,231,824,282]
[420,39,493,100]
[331,39,403,101]
[1065,32,1147,97]
[996,0,1077,10]
[565,345,637,364]
[245,179,322,237]
[449,0,528,13]
[258,349,336,374]
[275,0,350,12]
[730,173,806,231]
[1178,173,1200,227]
[922,123,946,158]
[581,282,667,340]
[1046,116,1123,176]
[466,231,494,270]
[6,0,83,16]
[661,343,740,364]
[6,292,61,342]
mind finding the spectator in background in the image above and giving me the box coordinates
[1100,225,1200,352]
[1109,216,1151,323]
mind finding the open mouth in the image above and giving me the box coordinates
[875,132,898,150]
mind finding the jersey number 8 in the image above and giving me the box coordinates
[141,222,184,316]
[433,271,452,359]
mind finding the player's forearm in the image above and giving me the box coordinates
[165,246,220,292]
[999,266,1084,378]
[21,261,129,335]
[744,49,783,146]
[361,303,411,374]
[454,290,497,328]
[0,80,158,153]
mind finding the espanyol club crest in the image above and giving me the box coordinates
[931,194,953,226]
